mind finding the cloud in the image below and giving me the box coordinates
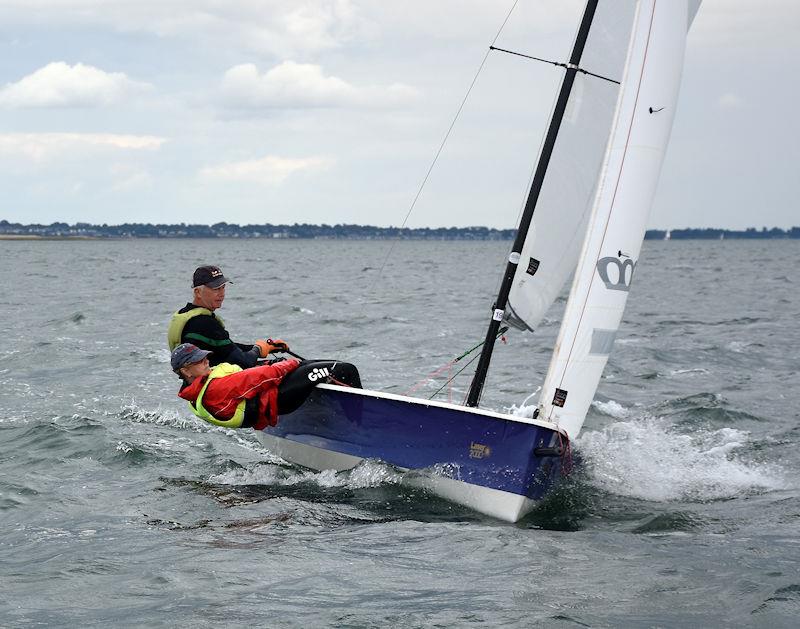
[199,154,333,184]
[220,61,418,109]
[108,163,155,191]
[717,93,744,109]
[0,62,152,108]
[276,2,362,53]
[0,132,165,162]
[0,1,368,57]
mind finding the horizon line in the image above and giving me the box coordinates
[2,220,798,232]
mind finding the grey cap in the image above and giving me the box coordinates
[170,343,211,371]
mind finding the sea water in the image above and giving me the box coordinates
[1,239,798,627]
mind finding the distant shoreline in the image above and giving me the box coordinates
[1,221,798,241]
[0,234,97,241]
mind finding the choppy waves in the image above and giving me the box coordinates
[209,459,402,490]
[580,398,788,502]
[5,239,800,627]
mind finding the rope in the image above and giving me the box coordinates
[404,360,461,396]
[402,327,508,398]
[366,0,521,296]
[404,327,509,401]
[433,351,482,401]
[559,432,573,476]
[327,376,353,388]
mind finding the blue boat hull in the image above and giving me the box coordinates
[257,384,568,521]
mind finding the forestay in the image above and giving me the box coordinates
[539,0,702,439]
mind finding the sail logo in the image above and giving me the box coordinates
[308,367,330,382]
[596,256,636,292]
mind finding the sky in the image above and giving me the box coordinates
[0,0,797,230]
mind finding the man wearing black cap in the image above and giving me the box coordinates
[167,265,288,369]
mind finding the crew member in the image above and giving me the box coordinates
[171,343,363,429]
[167,265,287,368]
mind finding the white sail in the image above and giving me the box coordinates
[539,0,700,439]
[504,2,638,332]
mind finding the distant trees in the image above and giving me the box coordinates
[644,227,799,240]
[0,219,798,240]
[0,220,516,240]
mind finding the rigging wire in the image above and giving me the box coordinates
[487,39,568,307]
[490,46,620,85]
[366,0,521,296]
[426,327,509,401]
[404,326,509,398]
[432,352,481,401]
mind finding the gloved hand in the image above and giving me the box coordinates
[266,338,289,353]
[254,338,289,358]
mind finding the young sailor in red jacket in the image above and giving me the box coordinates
[172,342,299,430]
[171,343,363,430]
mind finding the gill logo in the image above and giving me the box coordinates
[596,256,636,292]
[307,367,330,382]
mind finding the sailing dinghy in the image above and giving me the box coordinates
[257,0,703,522]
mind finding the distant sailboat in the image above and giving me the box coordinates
[257,0,703,521]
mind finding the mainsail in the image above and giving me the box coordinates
[540,0,701,438]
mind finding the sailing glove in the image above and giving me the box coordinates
[266,338,289,353]
[254,339,289,357]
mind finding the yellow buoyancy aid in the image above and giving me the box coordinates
[167,307,225,351]
[189,363,246,428]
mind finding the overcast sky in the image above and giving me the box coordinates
[0,1,796,229]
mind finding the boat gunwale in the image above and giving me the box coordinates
[309,383,565,434]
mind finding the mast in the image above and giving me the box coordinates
[466,0,601,407]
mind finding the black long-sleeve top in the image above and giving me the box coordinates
[177,303,260,369]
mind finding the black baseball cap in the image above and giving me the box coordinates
[192,265,231,288]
